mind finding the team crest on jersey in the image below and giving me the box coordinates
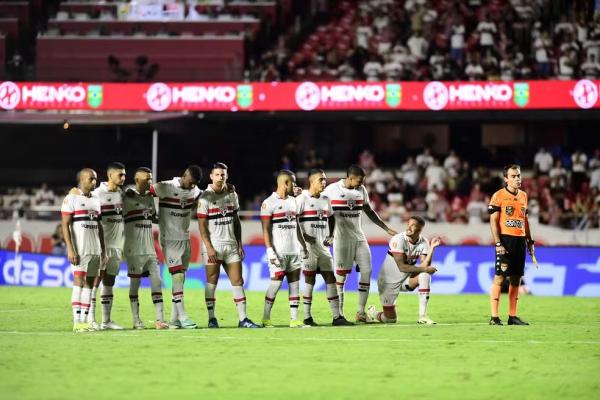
[88,210,98,220]
[142,209,151,219]
[317,210,324,219]
[180,198,187,208]
[506,206,514,216]
[285,211,295,221]
[347,200,357,209]
[115,204,122,214]
[219,206,228,216]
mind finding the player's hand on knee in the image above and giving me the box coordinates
[424,266,437,275]
[266,247,281,267]
[68,249,79,265]
[207,247,218,264]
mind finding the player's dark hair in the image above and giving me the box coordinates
[107,161,125,171]
[503,164,521,177]
[308,168,325,178]
[277,169,295,178]
[211,162,228,173]
[136,167,151,173]
[186,165,203,182]
[347,164,366,177]
[409,215,426,227]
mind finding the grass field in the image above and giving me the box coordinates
[1,287,599,400]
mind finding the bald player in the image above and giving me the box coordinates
[62,168,106,332]
[260,170,309,328]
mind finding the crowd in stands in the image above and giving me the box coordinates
[251,0,600,82]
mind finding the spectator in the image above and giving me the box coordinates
[303,148,324,170]
[363,54,383,81]
[401,156,420,189]
[466,193,487,224]
[425,186,448,222]
[425,158,447,191]
[383,54,403,81]
[51,223,66,255]
[534,147,554,177]
[384,193,407,225]
[580,53,599,79]
[407,30,429,62]
[34,183,56,220]
[557,49,577,80]
[465,53,485,80]
[500,53,516,80]
[337,60,357,81]
[450,17,466,65]
[589,149,600,190]
[476,14,497,52]
[534,32,553,78]
[358,149,377,171]
[416,147,434,170]
[443,150,461,178]
[549,159,568,190]
[571,148,588,191]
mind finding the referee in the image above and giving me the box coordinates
[488,164,535,326]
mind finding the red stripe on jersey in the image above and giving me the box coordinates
[331,200,364,205]
[207,206,234,214]
[302,270,317,276]
[162,197,194,204]
[101,205,115,210]
[74,210,92,215]
[124,209,146,217]
[300,210,319,216]
[272,212,295,218]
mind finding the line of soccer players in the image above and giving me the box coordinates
[64,162,451,332]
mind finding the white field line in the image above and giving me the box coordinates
[0,308,61,313]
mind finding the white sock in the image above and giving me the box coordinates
[149,270,164,322]
[71,285,82,323]
[418,272,431,317]
[326,283,340,318]
[335,276,346,316]
[289,280,300,321]
[170,299,178,323]
[130,278,141,322]
[357,282,370,314]
[172,273,187,321]
[205,282,217,320]
[263,280,282,320]
[100,285,114,324]
[303,282,314,319]
[232,286,247,321]
[87,285,98,323]
[80,287,92,323]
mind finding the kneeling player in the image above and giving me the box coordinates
[123,168,169,329]
[367,216,440,325]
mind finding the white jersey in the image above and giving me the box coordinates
[151,178,201,241]
[61,192,102,256]
[323,179,370,242]
[92,182,124,250]
[123,190,156,256]
[260,192,299,255]
[297,190,332,255]
[379,232,429,283]
[197,185,240,246]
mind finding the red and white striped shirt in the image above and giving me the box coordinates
[260,192,300,255]
[92,182,124,250]
[323,179,370,242]
[197,185,239,246]
[151,178,201,241]
[61,193,102,256]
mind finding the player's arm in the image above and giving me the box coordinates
[296,221,308,257]
[198,217,217,264]
[261,217,280,266]
[233,211,245,260]
[61,213,78,265]
[97,217,107,264]
[393,252,436,274]
[324,215,335,246]
[419,237,442,267]
[363,201,397,236]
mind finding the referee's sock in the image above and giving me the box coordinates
[490,283,502,317]
[508,284,519,316]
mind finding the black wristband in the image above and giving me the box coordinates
[527,239,535,245]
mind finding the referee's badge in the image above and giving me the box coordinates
[506,206,514,216]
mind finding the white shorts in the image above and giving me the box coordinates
[269,254,302,279]
[202,243,241,266]
[377,278,412,307]
[160,239,191,274]
[302,248,333,275]
[101,247,122,275]
[72,254,101,278]
[126,254,159,277]
[333,240,372,275]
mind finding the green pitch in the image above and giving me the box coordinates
[1,287,599,400]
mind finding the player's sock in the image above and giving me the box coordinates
[326,283,340,318]
[71,285,82,323]
[378,305,397,323]
[172,273,188,321]
[87,285,98,323]
[303,282,314,319]
[335,276,347,316]
[205,282,217,320]
[170,298,178,323]
[417,272,431,317]
[149,271,164,322]
[80,287,92,324]
[100,285,114,324]
[232,286,247,321]
[508,284,519,316]
[289,280,300,321]
[357,282,370,314]
[129,277,141,322]
[490,283,502,317]
[263,279,282,320]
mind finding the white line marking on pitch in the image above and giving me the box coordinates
[0,308,61,313]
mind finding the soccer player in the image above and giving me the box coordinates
[123,167,169,329]
[367,216,440,325]
[488,164,534,326]
[62,168,106,332]
[88,162,126,330]
[323,165,397,322]
[197,162,260,328]
[297,168,352,326]
[150,165,203,329]
[260,170,309,328]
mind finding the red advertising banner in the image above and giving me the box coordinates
[0,80,598,112]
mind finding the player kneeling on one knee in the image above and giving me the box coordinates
[367,216,440,325]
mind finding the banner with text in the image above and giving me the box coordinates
[1,246,599,297]
[0,80,599,112]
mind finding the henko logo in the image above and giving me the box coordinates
[146,82,172,111]
[0,81,21,110]
[572,79,598,109]
[423,81,448,110]
[295,82,321,111]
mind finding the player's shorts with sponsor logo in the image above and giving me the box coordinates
[268,253,302,279]
[72,254,101,278]
[101,247,122,275]
[126,254,159,277]
[303,246,333,274]
[160,239,191,273]
[333,240,371,275]
[495,234,526,277]
[202,243,241,265]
